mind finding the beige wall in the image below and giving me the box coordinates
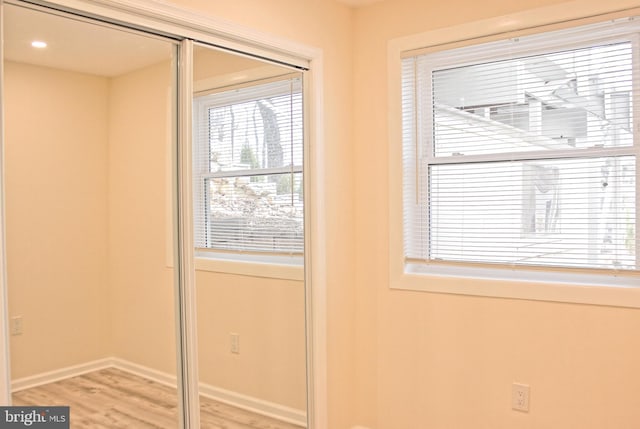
[4,60,177,379]
[107,60,178,374]
[4,62,111,378]
[193,46,284,82]
[4,60,179,380]
[196,271,306,410]
[353,0,640,428]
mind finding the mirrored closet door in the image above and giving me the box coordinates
[192,44,307,428]
[3,2,181,426]
[1,1,311,428]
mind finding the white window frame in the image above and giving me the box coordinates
[192,74,305,278]
[389,8,640,308]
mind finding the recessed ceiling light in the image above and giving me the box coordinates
[31,41,47,49]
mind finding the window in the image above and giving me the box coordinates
[193,77,304,255]
[402,19,638,274]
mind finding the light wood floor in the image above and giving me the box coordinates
[13,367,305,429]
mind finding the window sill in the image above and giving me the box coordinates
[392,262,640,308]
[194,252,304,281]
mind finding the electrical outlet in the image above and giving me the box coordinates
[230,333,240,354]
[512,383,530,412]
[10,316,23,336]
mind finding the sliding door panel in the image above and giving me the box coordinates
[192,44,308,429]
[3,4,180,426]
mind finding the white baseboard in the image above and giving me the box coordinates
[198,382,306,427]
[109,357,176,388]
[11,358,112,392]
[11,357,307,427]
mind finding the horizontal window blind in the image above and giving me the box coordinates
[193,77,303,254]
[402,21,639,271]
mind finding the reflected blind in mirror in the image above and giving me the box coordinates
[193,77,303,254]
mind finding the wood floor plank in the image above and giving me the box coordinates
[12,368,305,429]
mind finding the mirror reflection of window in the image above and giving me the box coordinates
[192,45,307,429]
[194,78,304,254]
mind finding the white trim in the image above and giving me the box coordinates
[195,256,304,281]
[166,78,176,270]
[111,358,177,388]
[304,55,327,429]
[397,269,640,308]
[198,382,306,427]
[11,358,307,427]
[0,0,12,406]
[176,38,201,429]
[11,358,112,392]
[632,34,640,271]
[388,1,640,308]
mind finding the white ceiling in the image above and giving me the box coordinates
[3,4,173,77]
